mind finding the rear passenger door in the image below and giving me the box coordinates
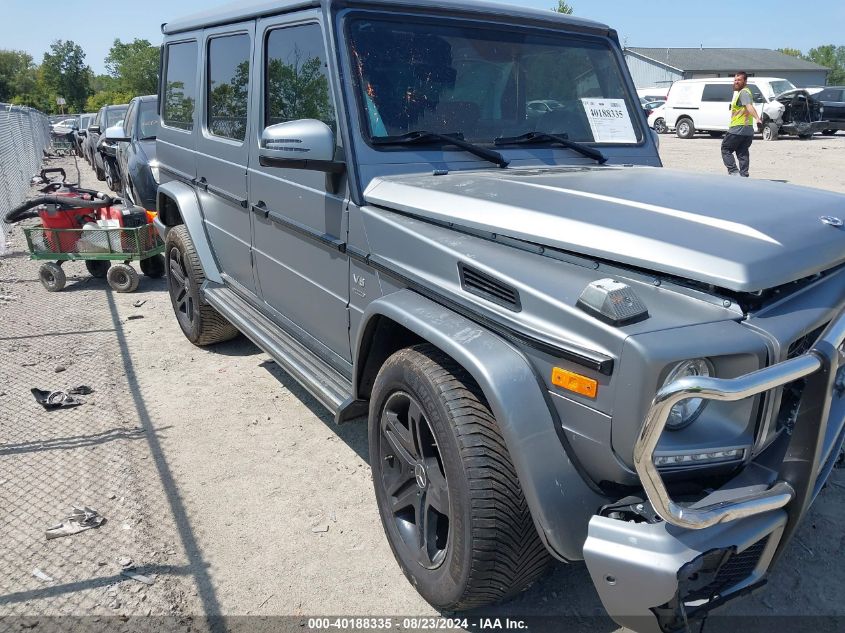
[699,83,733,130]
[158,38,200,184]
[196,23,257,295]
[248,12,351,365]
[117,100,137,183]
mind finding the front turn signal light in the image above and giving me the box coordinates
[551,367,598,398]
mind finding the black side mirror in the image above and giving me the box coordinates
[88,125,101,134]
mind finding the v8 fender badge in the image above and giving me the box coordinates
[820,216,844,227]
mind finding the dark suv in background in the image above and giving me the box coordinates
[113,95,160,211]
[85,103,128,179]
[817,86,845,135]
[73,112,95,157]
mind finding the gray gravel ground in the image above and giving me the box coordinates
[1,134,844,633]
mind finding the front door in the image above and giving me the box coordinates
[196,22,257,295]
[248,13,350,365]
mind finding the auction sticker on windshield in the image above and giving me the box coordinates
[581,98,637,143]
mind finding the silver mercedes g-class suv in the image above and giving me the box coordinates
[154,0,845,630]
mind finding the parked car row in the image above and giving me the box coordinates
[643,77,845,140]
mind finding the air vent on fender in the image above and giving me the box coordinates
[458,263,522,312]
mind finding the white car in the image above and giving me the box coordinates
[647,104,667,134]
[662,77,796,138]
[51,117,78,136]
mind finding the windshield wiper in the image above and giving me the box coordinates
[372,131,509,168]
[494,131,607,165]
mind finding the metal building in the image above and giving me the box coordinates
[624,48,830,90]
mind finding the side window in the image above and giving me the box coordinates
[701,84,733,102]
[163,41,198,131]
[819,88,843,101]
[265,24,335,131]
[125,102,137,138]
[207,33,251,141]
[747,84,765,103]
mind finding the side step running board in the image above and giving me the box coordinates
[203,283,353,416]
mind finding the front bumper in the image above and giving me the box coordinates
[584,307,845,632]
[781,120,830,136]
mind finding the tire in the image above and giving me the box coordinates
[369,345,551,611]
[107,263,140,293]
[39,262,66,292]
[798,133,813,140]
[95,159,105,181]
[123,178,137,207]
[762,122,779,141]
[104,159,119,192]
[676,118,695,139]
[821,129,837,136]
[140,253,165,278]
[165,225,238,345]
[708,131,724,138]
[653,118,667,134]
[85,259,111,278]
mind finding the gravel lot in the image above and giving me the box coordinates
[1,133,844,633]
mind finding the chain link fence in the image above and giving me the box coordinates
[0,103,52,255]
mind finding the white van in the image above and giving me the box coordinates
[662,77,795,138]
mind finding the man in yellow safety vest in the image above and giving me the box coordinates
[721,71,763,177]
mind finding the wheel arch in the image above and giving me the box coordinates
[157,181,222,284]
[352,289,608,561]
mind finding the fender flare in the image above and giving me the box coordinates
[157,180,222,284]
[354,289,608,561]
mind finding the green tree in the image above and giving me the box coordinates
[85,89,134,112]
[41,40,91,112]
[777,47,804,58]
[0,49,37,102]
[805,45,845,85]
[105,39,159,95]
[553,1,574,13]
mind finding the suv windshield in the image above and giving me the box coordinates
[106,106,128,127]
[347,17,642,146]
[771,80,796,97]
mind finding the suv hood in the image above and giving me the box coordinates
[363,166,845,292]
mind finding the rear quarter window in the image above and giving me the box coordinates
[163,41,198,131]
[701,84,733,102]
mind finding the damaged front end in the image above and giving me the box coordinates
[763,89,829,138]
[584,308,845,633]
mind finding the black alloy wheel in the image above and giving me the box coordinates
[378,390,450,570]
[168,244,195,333]
[163,226,238,345]
[370,345,551,610]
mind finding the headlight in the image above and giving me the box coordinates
[149,160,160,185]
[662,358,714,430]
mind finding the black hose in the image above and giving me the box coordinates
[3,194,114,224]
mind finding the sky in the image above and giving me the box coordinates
[1,0,843,75]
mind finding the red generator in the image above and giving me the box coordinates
[97,205,153,252]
